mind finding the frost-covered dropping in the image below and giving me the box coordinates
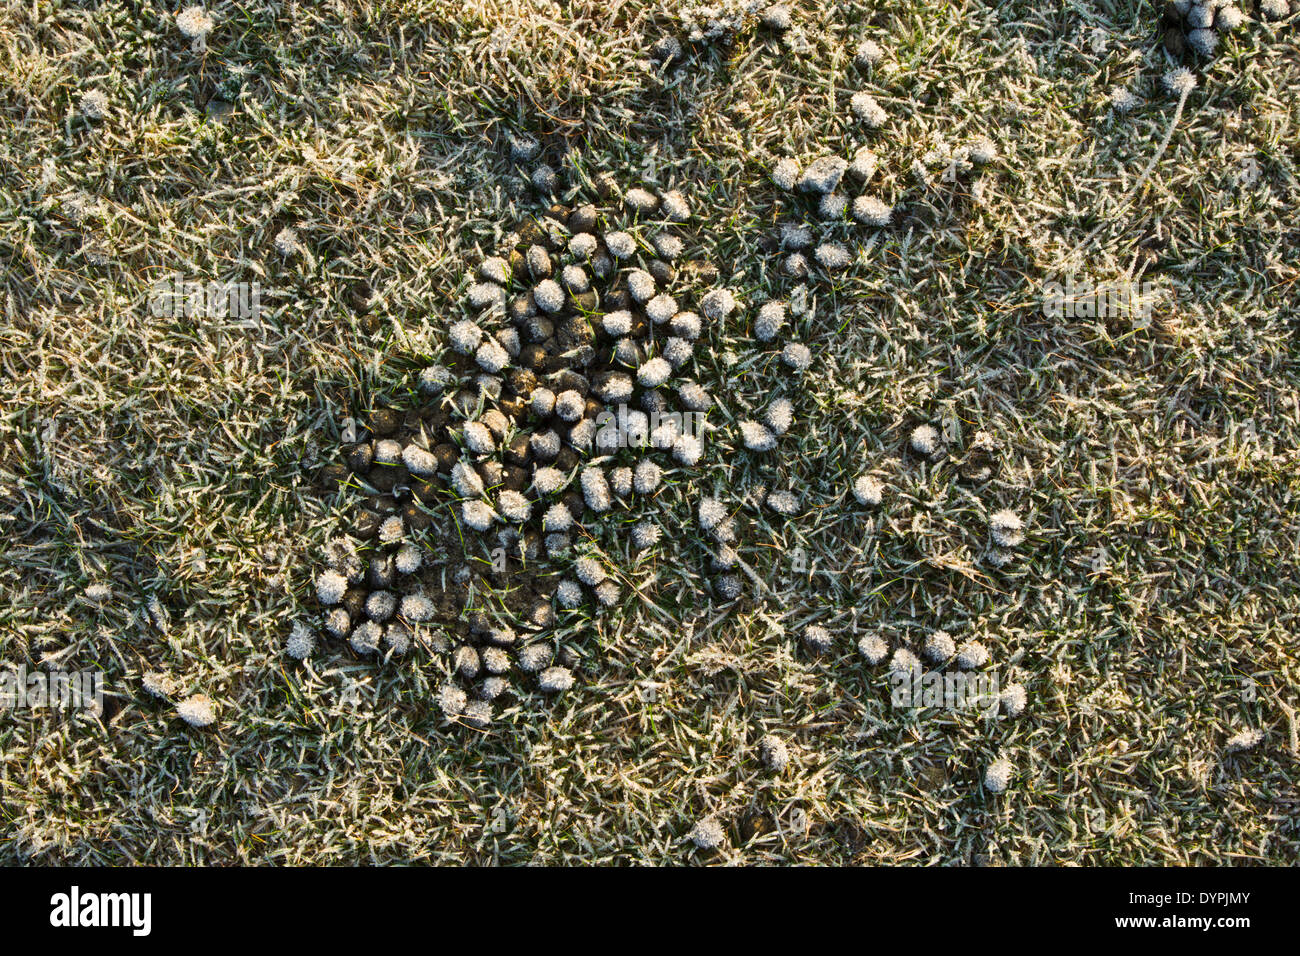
[755,301,784,342]
[315,570,347,605]
[646,294,677,325]
[858,633,888,665]
[561,264,589,293]
[476,338,509,373]
[1226,728,1264,752]
[498,490,532,523]
[463,421,496,454]
[968,136,997,165]
[672,434,703,465]
[462,499,496,531]
[740,420,777,452]
[539,666,575,692]
[533,279,565,313]
[366,590,397,623]
[660,190,690,221]
[955,640,989,670]
[758,734,790,772]
[323,608,350,638]
[984,757,1013,794]
[449,320,483,354]
[570,232,598,260]
[274,227,299,256]
[781,223,812,249]
[1000,683,1028,717]
[400,594,435,622]
[638,356,672,388]
[176,6,215,41]
[402,444,437,477]
[451,460,485,498]
[761,3,793,31]
[772,158,800,191]
[627,269,657,303]
[989,509,1025,547]
[531,386,556,418]
[542,502,574,532]
[852,195,891,227]
[630,520,661,549]
[554,389,585,422]
[910,424,939,455]
[688,817,726,850]
[625,187,659,213]
[698,497,727,531]
[533,465,566,495]
[781,342,812,372]
[714,574,742,600]
[286,621,315,659]
[764,398,793,436]
[923,630,956,663]
[439,684,468,717]
[574,556,606,586]
[819,192,847,220]
[1162,67,1197,98]
[350,620,383,655]
[530,430,561,461]
[378,515,404,546]
[849,146,880,181]
[609,467,633,498]
[654,234,684,260]
[701,288,737,321]
[798,155,847,194]
[555,579,584,609]
[602,310,633,336]
[633,459,662,494]
[177,694,217,728]
[850,92,887,127]
[671,310,701,339]
[468,282,505,310]
[605,231,636,259]
[855,38,884,68]
[803,625,833,653]
[79,89,109,120]
[767,490,799,515]
[580,467,612,512]
[852,475,883,506]
[531,164,558,193]
[890,647,921,676]
[394,544,422,575]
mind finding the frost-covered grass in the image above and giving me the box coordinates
[1,0,1298,865]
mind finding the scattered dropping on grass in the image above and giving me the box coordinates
[688,817,726,850]
[803,625,833,653]
[923,630,956,663]
[1162,67,1197,98]
[989,509,1025,548]
[850,92,887,127]
[758,734,790,771]
[176,6,215,42]
[273,227,299,256]
[984,758,1013,794]
[852,475,883,506]
[285,621,315,660]
[1000,683,1028,717]
[1226,728,1264,752]
[538,666,575,692]
[955,640,989,670]
[909,424,939,456]
[78,90,109,120]
[781,342,811,371]
[177,694,217,728]
[858,633,888,665]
